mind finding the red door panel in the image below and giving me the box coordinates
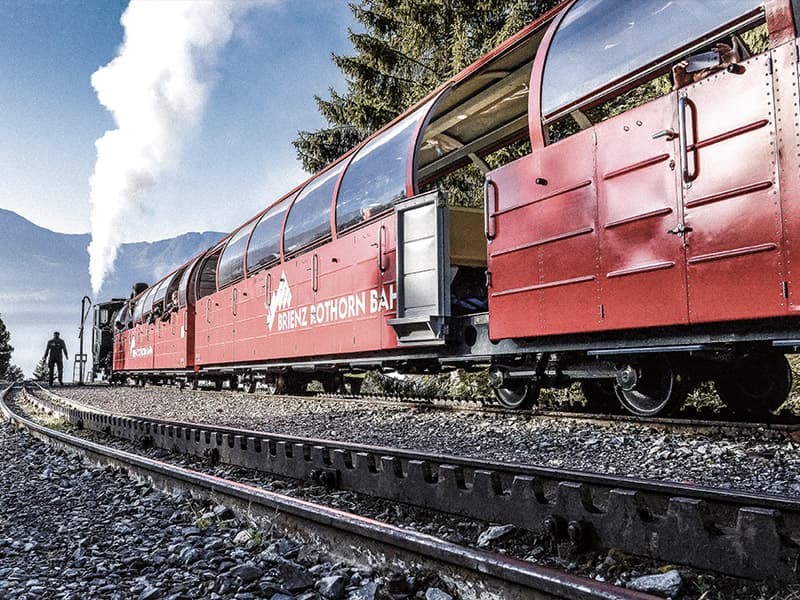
[267,255,316,358]
[488,128,599,339]
[234,273,266,365]
[774,40,800,312]
[315,226,383,356]
[682,52,785,322]
[595,94,689,330]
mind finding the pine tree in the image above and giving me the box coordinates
[0,314,13,379]
[294,0,558,173]
[5,365,23,382]
[33,357,48,382]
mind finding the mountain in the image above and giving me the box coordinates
[0,208,223,376]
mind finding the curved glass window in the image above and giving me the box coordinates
[196,252,220,300]
[152,277,170,305]
[132,292,145,323]
[283,163,344,256]
[164,267,184,309]
[247,195,293,273]
[336,105,426,233]
[142,287,156,318]
[178,258,198,307]
[218,222,254,288]
[115,303,131,330]
[541,0,762,117]
[133,287,155,323]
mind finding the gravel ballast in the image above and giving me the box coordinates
[57,386,800,497]
[0,419,451,600]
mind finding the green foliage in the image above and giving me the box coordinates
[5,365,23,382]
[294,0,558,173]
[0,314,13,379]
[33,357,48,382]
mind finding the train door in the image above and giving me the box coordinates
[217,222,254,366]
[593,93,690,330]
[774,30,800,312]
[193,250,221,366]
[280,163,346,358]
[679,50,786,322]
[487,128,601,340]
[238,197,292,362]
[315,219,385,356]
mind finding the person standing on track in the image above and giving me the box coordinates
[43,331,69,386]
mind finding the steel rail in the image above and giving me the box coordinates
[312,390,800,436]
[0,383,656,600]
[26,384,800,582]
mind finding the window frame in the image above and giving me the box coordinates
[218,220,256,290]
[282,162,346,259]
[539,1,765,127]
[335,105,428,236]
[246,194,294,275]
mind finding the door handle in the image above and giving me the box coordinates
[312,254,319,293]
[484,179,498,240]
[378,225,387,272]
[652,129,678,140]
[678,94,693,185]
[666,223,693,236]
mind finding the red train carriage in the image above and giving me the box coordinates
[100,0,800,417]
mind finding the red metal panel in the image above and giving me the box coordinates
[682,52,786,322]
[126,322,155,371]
[152,306,193,370]
[206,287,234,365]
[594,94,690,330]
[487,128,599,340]
[774,40,800,311]
[194,294,226,366]
[314,222,383,355]
[113,329,127,372]
[233,273,265,364]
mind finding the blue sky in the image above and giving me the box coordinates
[0,0,356,241]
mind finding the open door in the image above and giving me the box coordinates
[388,191,450,345]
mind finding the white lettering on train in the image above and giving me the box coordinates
[268,273,396,332]
[131,346,153,358]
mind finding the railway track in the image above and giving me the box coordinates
[113,379,800,438]
[1,382,664,600]
[23,383,800,583]
[312,389,800,439]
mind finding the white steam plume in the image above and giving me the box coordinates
[88,0,268,295]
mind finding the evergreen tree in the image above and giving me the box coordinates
[0,314,12,379]
[33,357,48,382]
[5,365,23,382]
[294,0,558,173]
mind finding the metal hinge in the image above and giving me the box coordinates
[783,280,789,299]
[795,44,799,64]
[768,56,774,75]
[599,303,605,319]
[486,271,493,288]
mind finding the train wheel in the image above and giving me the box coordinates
[580,381,620,413]
[493,380,538,409]
[275,373,307,395]
[321,374,341,394]
[714,353,791,416]
[613,357,687,417]
[214,379,223,391]
[346,377,363,396]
